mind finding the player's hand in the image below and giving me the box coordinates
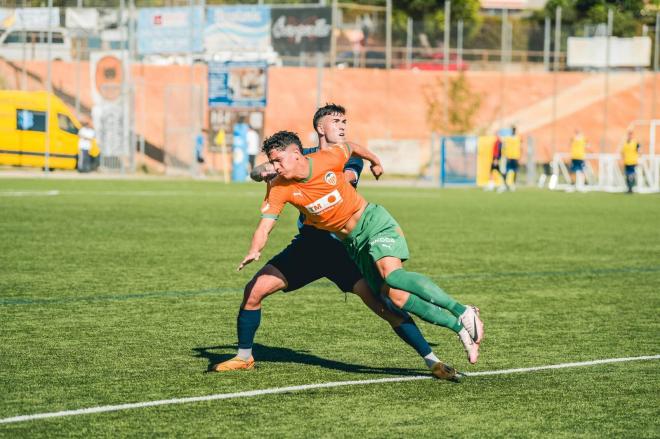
[251,163,277,182]
[260,164,277,181]
[237,251,261,271]
[370,163,383,180]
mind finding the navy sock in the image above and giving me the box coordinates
[393,318,432,357]
[237,308,261,349]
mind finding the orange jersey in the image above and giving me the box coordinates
[260,144,366,233]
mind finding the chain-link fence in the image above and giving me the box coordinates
[0,2,658,182]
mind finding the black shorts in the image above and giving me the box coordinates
[490,159,500,170]
[506,159,519,172]
[267,225,362,293]
[571,159,584,172]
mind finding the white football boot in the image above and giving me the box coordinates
[459,305,484,344]
[458,328,480,364]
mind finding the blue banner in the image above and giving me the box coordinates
[232,122,249,182]
[205,6,270,53]
[208,61,268,108]
[137,7,204,55]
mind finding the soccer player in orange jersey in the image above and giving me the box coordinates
[215,105,455,380]
[239,131,484,365]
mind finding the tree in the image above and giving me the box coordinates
[424,71,482,135]
[538,0,652,37]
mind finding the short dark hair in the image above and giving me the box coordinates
[312,103,346,132]
[262,131,303,155]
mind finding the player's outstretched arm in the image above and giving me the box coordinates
[238,218,277,271]
[346,141,383,180]
[250,162,277,182]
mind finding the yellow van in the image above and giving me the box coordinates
[0,90,100,171]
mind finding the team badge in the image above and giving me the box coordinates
[324,172,337,186]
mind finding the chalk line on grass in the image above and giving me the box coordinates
[1,354,658,425]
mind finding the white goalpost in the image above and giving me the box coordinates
[549,120,660,193]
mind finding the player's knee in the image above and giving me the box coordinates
[242,277,270,308]
[242,272,286,308]
[386,288,409,309]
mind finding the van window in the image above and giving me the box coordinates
[58,114,78,135]
[4,31,65,45]
[16,109,46,132]
[4,31,26,43]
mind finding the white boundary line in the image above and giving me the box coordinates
[1,355,658,425]
[0,190,60,197]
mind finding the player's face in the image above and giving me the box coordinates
[268,144,302,179]
[318,112,347,144]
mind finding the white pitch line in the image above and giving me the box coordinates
[0,190,60,197]
[1,354,658,425]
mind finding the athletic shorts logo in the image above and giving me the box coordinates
[261,202,270,213]
[305,189,342,215]
[324,172,337,186]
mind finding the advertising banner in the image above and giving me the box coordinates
[567,37,652,68]
[90,51,126,157]
[65,8,99,31]
[3,8,60,28]
[270,7,331,55]
[205,6,270,53]
[367,139,421,175]
[208,61,268,108]
[137,7,203,55]
[232,121,249,182]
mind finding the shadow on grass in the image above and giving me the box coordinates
[193,344,424,377]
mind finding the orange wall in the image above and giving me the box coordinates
[2,59,658,164]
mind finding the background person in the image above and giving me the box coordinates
[620,130,641,194]
[246,125,260,173]
[77,122,95,173]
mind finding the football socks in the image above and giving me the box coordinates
[237,308,261,353]
[385,269,466,317]
[401,294,463,333]
[393,318,432,357]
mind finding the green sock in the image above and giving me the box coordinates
[386,269,466,317]
[401,295,462,333]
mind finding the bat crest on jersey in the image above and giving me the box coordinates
[324,171,337,186]
[305,189,342,215]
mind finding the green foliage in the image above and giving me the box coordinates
[424,71,482,135]
[540,0,653,36]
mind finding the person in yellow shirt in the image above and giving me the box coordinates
[569,129,589,190]
[501,126,522,192]
[621,130,641,194]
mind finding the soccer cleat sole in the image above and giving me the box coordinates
[431,361,461,382]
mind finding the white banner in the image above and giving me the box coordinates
[367,139,421,175]
[9,8,61,28]
[90,51,127,156]
[65,8,99,30]
[567,37,652,68]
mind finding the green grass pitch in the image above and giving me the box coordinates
[1,177,659,437]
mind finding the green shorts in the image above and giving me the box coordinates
[343,203,409,295]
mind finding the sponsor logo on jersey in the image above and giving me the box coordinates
[370,236,396,247]
[293,191,303,197]
[324,171,337,186]
[305,189,342,215]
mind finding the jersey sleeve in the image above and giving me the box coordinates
[260,181,288,220]
[344,155,364,187]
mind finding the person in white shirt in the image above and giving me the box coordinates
[246,125,260,172]
[77,124,95,172]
